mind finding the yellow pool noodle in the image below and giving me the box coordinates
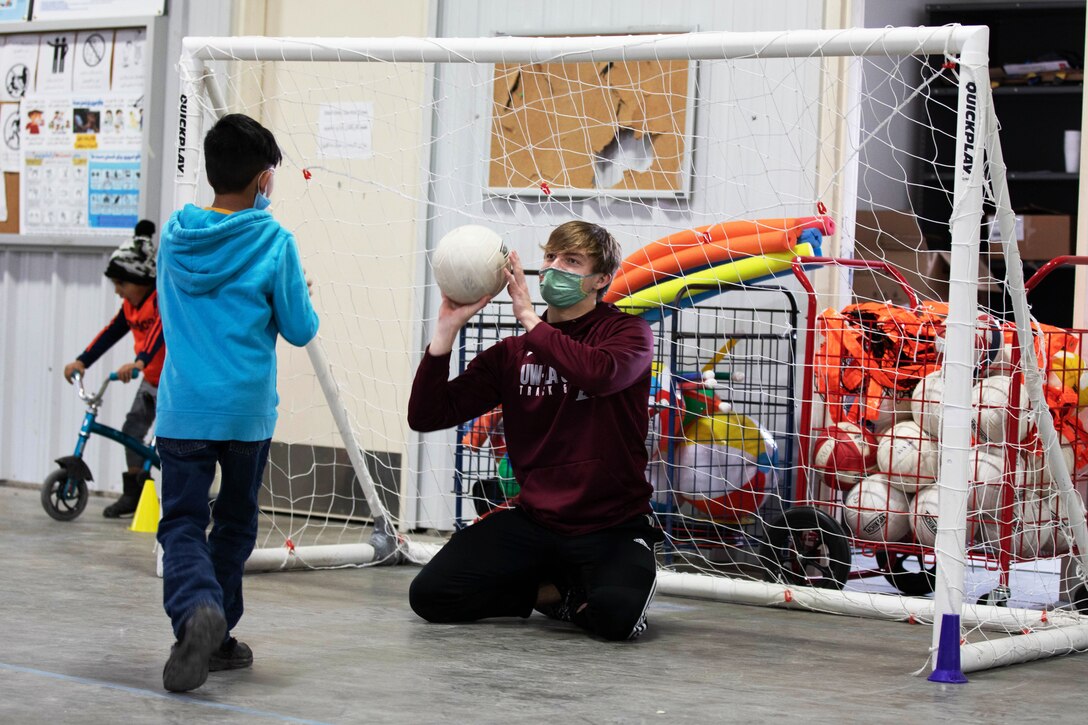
[615,243,814,314]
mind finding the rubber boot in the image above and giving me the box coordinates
[103,472,143,518]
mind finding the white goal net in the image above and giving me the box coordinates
[174,28,1088,675]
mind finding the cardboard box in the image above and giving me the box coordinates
[854,209,925,253]
[848,249,950,306]
[988,213,1072,261]
[852,210,947,304]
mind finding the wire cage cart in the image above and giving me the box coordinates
[790,255,1088,605]
[451,285,864,590]
[647,283,806,577]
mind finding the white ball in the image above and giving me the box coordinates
[974,375,1030,444]
[431,225,509,304]
[966,444,1010,523]
[1045,487,1084,555]
[876,421,938,492]
[872,392,913,434]
[979,492,1053,559]
[843,474,911,542]
[909,484,941,547]
[1036,444,1077,486]
[987,340,1016,378]
[910,370,946,438]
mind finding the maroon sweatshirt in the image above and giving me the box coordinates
[409,303,654,535]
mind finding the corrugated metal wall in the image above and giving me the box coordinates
[0,246,133,492]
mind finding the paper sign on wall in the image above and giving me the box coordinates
[32,0,164,21]
[36,32,75,95]
[73,30,113,94]
[317,102,374,159]
[111,28,146,94]
[0,102,20,171]
[0,34,37,101]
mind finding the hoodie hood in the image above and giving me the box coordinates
[161,204,279,295]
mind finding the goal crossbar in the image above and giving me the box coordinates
[181,27,981,65]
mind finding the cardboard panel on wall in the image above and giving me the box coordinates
[489,58,692,197]
[0,171,20,233]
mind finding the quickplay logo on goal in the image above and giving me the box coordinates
[176,93,188,176]
[961,81,977,179]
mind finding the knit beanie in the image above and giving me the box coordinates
[105,219,157,285]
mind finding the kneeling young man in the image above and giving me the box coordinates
[408,221,659,641]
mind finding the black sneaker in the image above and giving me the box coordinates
[209,637,253,672]
[163,605,227,693]
[536,585,586,623]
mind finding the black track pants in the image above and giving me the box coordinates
[409,507,659,641]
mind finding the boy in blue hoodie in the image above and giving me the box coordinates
[155,113,319,693]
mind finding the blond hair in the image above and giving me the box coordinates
[542,221,621,301]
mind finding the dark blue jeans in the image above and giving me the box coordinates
[156,437,271,640]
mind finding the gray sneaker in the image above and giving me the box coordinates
[163,606,227,692]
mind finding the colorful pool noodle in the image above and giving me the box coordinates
[615,236,819,321]
[604,228,799,303]
[611,215,835,288]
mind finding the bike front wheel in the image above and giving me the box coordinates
[41,468,88,521]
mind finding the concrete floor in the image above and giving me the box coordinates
[3,482,1088,724]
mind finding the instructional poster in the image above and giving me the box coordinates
[22,150,89,229]
[21,93,142,233]
[88,151,139,228]
[0,0,31,23]
[2,25,148,234]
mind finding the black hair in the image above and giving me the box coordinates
[203,113,283,194]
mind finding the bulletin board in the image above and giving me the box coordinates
[489,58,693,198]
[0,25,148,235]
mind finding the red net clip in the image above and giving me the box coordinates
[783,589,793,603]
[908,613,917,625]
[302,168,312,181]
[1041,610,1049,624]
[285,538,296,553]
[540,181,552,196]
[942,60,957,70]
[816,201,827,215]
[1021,627,1031,635]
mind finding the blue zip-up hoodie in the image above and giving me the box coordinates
[156,204,319,441]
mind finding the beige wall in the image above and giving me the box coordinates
[226,1,432,455]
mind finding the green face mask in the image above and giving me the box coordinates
[540,267,592,308]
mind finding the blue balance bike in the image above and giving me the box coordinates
[42,370,159,521]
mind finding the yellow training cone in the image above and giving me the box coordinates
[130,479,159,533]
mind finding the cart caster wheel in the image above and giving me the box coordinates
[875,549,936,596]
[758,505,850,589]
[978,586,1010,607]
[1071,583,1088,615]
[41,468,88,522]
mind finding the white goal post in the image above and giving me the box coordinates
[173,27,1088,676]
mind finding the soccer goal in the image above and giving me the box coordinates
[175,27,1088,676]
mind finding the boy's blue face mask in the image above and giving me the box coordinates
[253,169,274,210]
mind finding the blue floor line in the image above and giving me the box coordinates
[0,661,333,725]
